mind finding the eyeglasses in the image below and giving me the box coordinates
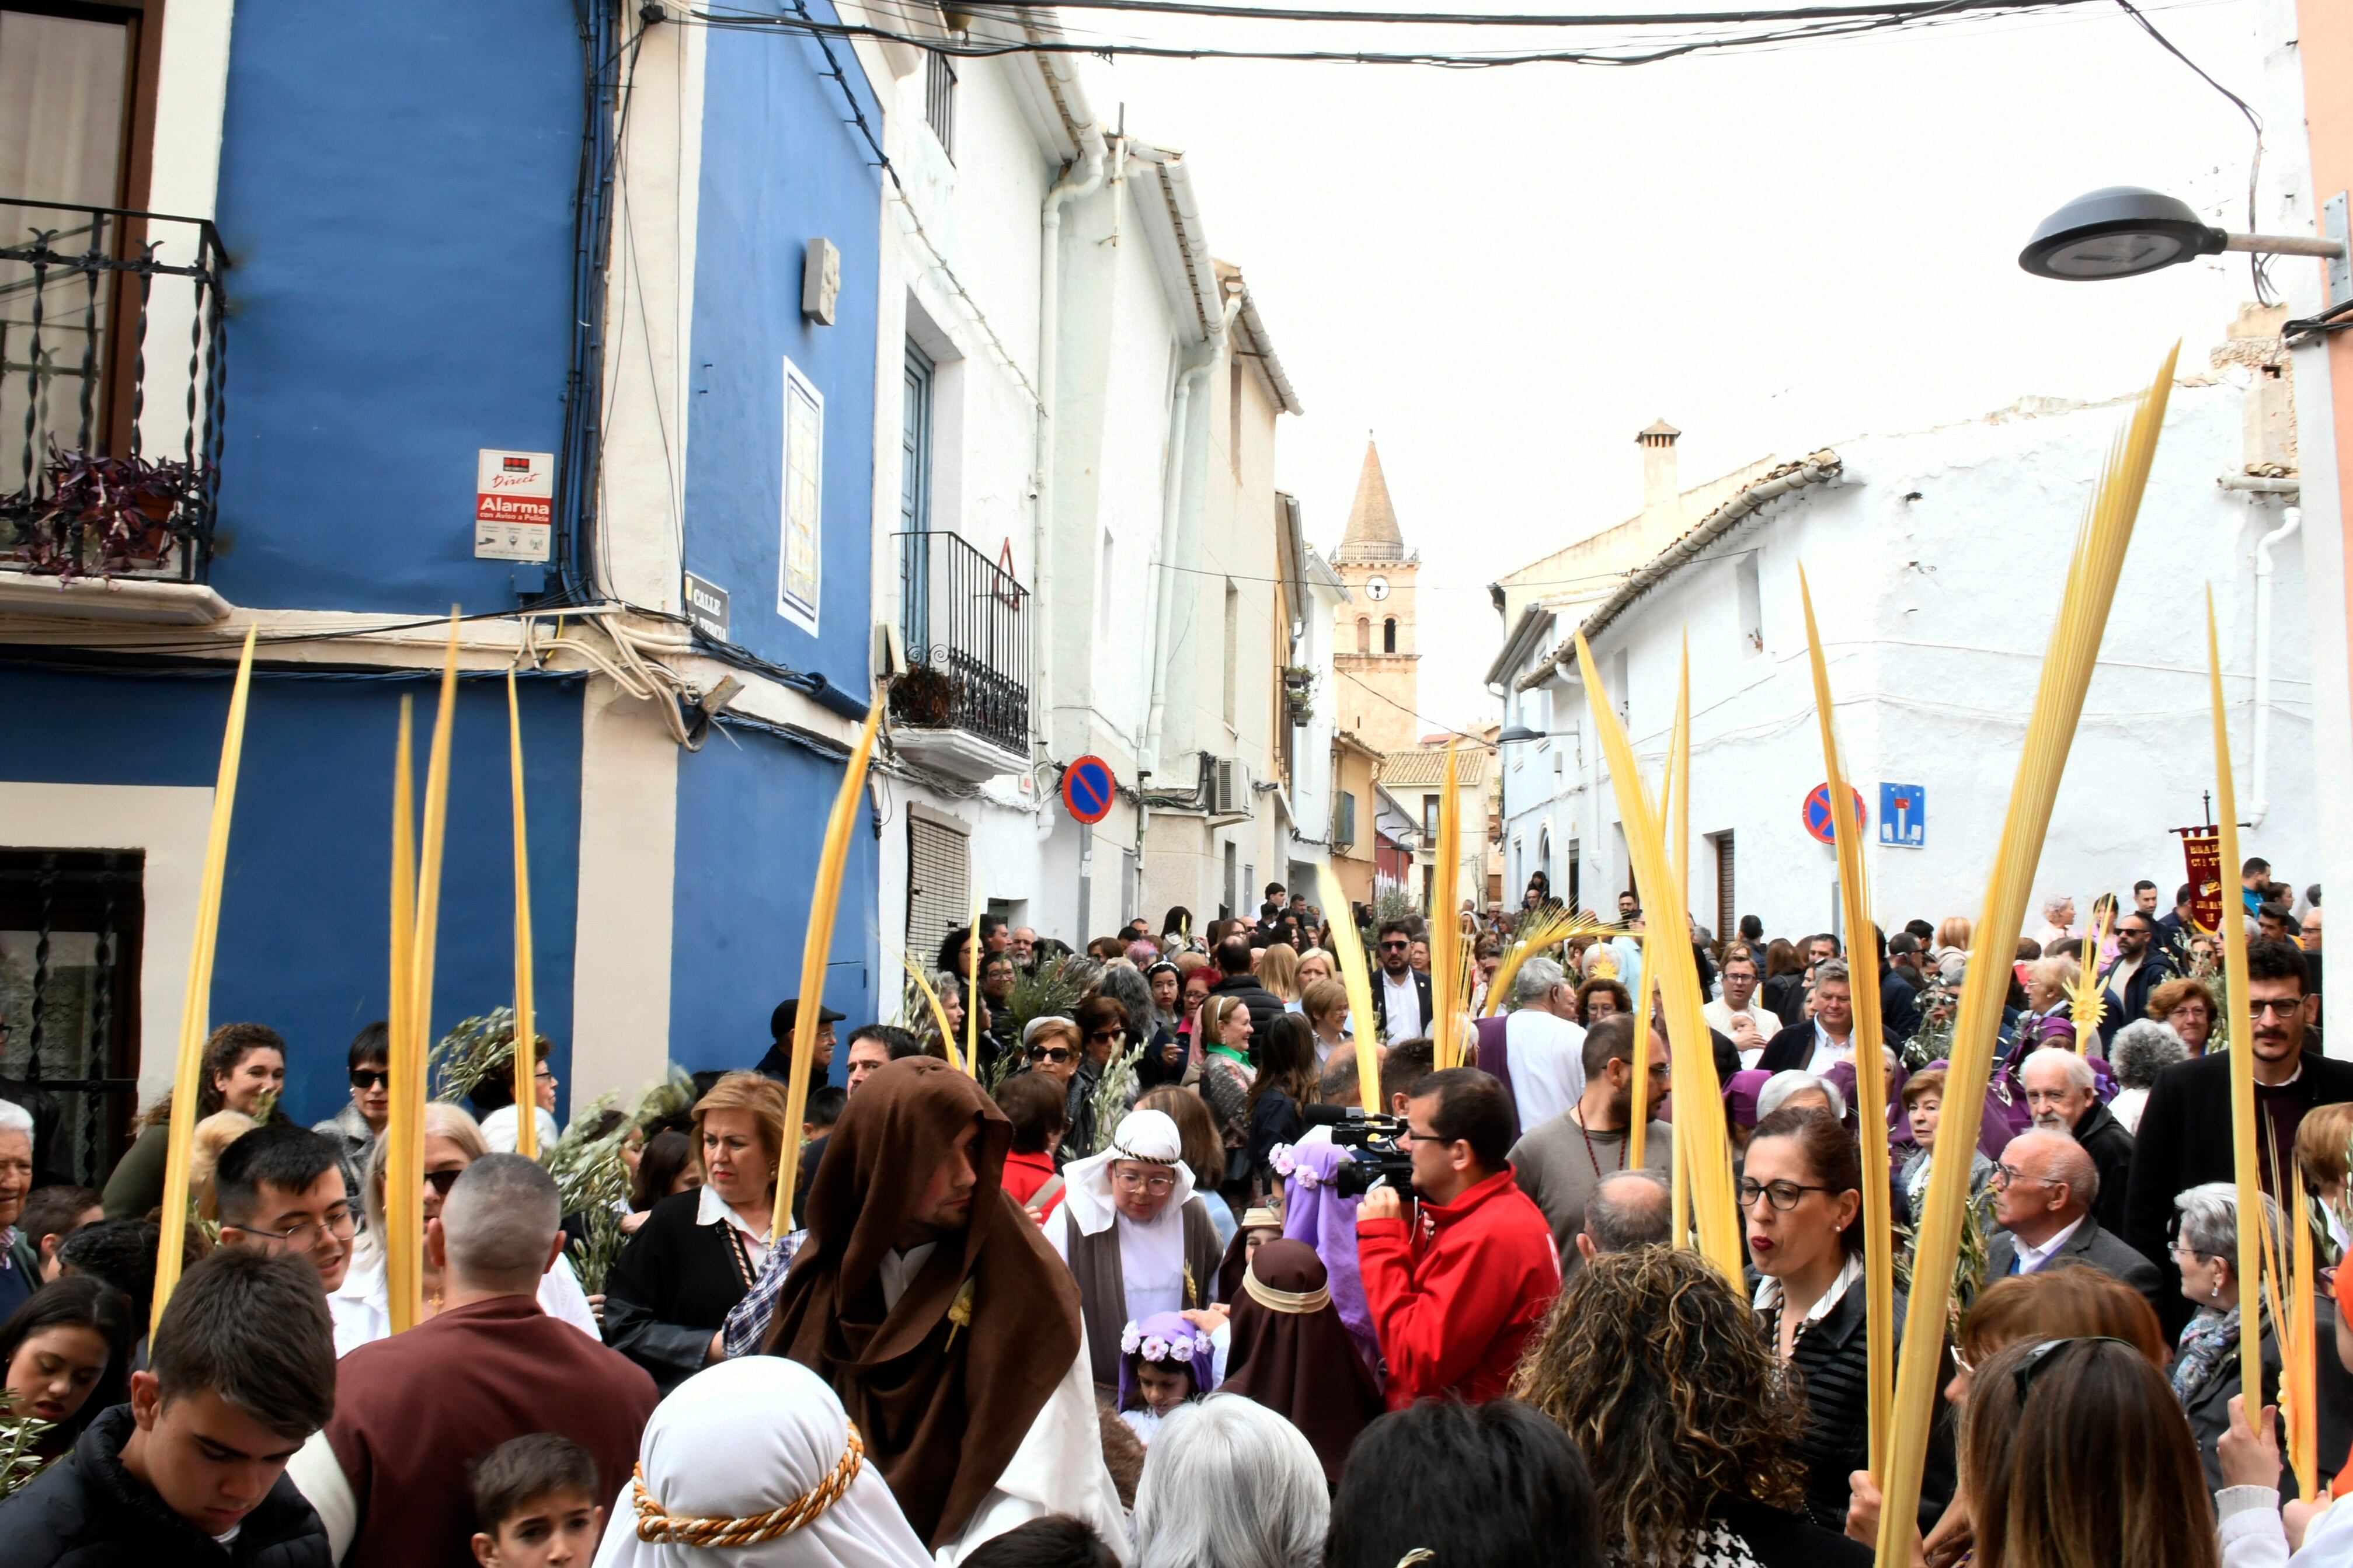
[1114,1170,1178,1194]
[2250,997,2308,1018]
[350,1069,389,1090]
[534,1064,555,1082]
[1380,940,1411,952]
[1736,1179,1839,1211]
[1028,1046,1074,1064]
[229,1210,356,1249]
[1088,1029,1125,1044]
[424,1168,464,1196]
[1990,1162,2055,1189]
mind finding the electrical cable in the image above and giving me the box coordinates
[2111,0,2272,305]
[942,0,2085,27]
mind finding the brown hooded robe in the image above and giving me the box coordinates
[762,1057,1082,1548]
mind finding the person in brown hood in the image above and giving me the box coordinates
[761,1057,1126,1561]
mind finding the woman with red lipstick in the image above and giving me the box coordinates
[1745,1105,1952,1535]
[0,1276,134,1460]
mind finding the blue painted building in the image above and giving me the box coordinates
[0,0,886,1179]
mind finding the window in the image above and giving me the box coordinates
[1423,794,1439,841]
[899,346,932,646]
[777,354,825,633]
[1223,580,1240,726]
[1223,841,1238,919]
[1736,553,1763,657]
[1336,790,1357,848]
[1356,616,1370,655]
[1382,618,1397,654]
[924,50,956,159]
[1565,839,1579,910]
[1711,831,1736,940]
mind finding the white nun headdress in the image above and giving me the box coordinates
[591,1357,931,1568]
[1056,1107,1195,1238]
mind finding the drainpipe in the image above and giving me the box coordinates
[1032,123,1108,758]
[2249,504,2303,827]
[1141,294,1238,775]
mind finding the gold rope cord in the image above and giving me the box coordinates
[633,1423,866,1546]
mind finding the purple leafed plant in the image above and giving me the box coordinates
[5,447,204,581]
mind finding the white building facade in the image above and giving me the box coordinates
[1494,369,2317,942]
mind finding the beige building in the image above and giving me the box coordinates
[1328,442,1422,757]
[1139,261,1304,923]
[1380,741,1495,915]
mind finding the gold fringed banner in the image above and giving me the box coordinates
[152,626,259,1334]
[1798,569,1893,1482]
[1877,344,2177,1563]
[2208,585,2265,1438]
[1431,743,1464,1068]
[1573,630,1741,1280]
[507,670,538,1159]
[1318,863,1384,1118]
[775,701,885,1232]
[385,697,422,1335]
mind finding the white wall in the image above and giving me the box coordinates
[1506,378,2318,939]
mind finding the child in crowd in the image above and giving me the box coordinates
[801,1086,848,1143]
[1116,1312,1217,1445]
[468,1432,605,1568]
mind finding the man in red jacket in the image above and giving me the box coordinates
[1357,1067,1561,1408]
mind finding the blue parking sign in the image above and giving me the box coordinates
[1879,783,1925,848]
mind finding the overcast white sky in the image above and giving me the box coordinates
[1077,0,2279,731]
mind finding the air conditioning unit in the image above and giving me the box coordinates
[1213,756,1252,815]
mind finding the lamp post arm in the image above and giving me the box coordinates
[2224,232,2347,259]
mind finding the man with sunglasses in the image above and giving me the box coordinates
[1370,920,1432,1044]
[2125,937,2353,1337]
[216,1124,357,1294]
[1985,1128,2161,1315]
[312,1022,389,1212]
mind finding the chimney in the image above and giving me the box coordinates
[1637,419,1683,550]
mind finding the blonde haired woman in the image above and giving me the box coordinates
[1933,916,1972,985]
[1198,996,1258,1207]
[604,1072,791,1392]
[331,1100,598,1356]
[1259,943,1302,1008]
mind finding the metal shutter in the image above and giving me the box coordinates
[1715,832,1736,942]
[906,813,970,973]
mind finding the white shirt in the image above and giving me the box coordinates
[697,1183,773,1275]
[1704,996,1783,1040]
[1502,1009,1586,1131]
[878,1242,937,1310]
[479,1103,561,1154]
[1755,1253,1864,1344]
[1805,1020,1855,1075]
[2009,1215,2086,1276]
[1381,970,1425,1040]
[328,1245,600,1358]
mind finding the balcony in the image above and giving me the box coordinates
[0,200,229,616]
[890,529,1029,781]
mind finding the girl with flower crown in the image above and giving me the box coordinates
[1116,1311,1219,1444]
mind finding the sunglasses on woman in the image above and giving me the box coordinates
[1028,1045,1074,1064]
[350,1068,389,1090]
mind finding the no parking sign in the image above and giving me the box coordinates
[1062,755,1115,825]
[1802,782,1868,846]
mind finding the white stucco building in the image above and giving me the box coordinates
[1490,347,2317,942]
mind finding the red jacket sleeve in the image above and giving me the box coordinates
[1357,1213,1531,1405]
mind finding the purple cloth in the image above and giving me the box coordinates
[1471,1015,1519,1144]
[1823,1058,1909,1137]
[1724,1069,1771,1128]
[1279,1141,1381,1381]
[1115,1311,1218,1412]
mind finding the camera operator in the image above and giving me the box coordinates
[1356,1067,1561,1408]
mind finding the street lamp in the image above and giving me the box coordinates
[2018,186,2345,281]
[1496,723,1546,745]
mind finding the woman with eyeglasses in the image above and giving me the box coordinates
[2167,1181,2285,1490]
[604,1072,792,1393]
[1744,1104,1951,1534]
[332,1100,600,1357]
[1067,997,1132,1158]
[471,1034,561,1155]
[1049,1107,1229,1396]
[312,1021,390,1217]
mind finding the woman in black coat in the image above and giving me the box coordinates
[603,1072,788,1392]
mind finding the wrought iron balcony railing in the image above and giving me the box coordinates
[1,200,228,583]
[892,529,1029,757]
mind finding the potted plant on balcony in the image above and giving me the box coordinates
[5,448,201,581]
[889,661,962,729]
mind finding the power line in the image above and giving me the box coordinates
[951,0,2087,27]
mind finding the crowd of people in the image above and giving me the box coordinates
[0,859,2338,1566]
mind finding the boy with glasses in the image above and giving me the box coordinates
[216,1125,357,1294]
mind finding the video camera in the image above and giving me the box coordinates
[1301,1104,1414,1198]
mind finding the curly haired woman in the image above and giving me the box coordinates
[1511,1248,1869,1567]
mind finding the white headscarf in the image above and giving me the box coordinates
[1056,1108,1195,1238]
[591,1358,932,1568]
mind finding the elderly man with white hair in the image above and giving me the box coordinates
[1494,957,1586,1133]
[2020,1046,2134,1235]
[0,1099,34,1320]
[1134,1393,1327,1568]
[1985,1128,2162,1314]
[2033,893,2080,948]
[1753,1071,1846,1124]
[1050,1107,1227,1395]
